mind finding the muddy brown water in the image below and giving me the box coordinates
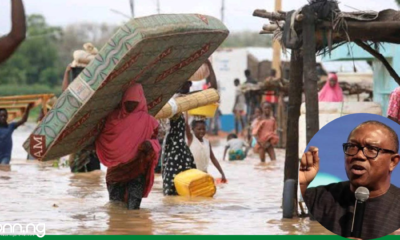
[0,123,333,235]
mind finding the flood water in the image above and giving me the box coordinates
[0,123,333,235]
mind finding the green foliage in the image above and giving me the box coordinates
[396,0,400,7]
[0,14,62,88]
[58,23,118,67]
[0,84,62,96]
[28,106,41,122]
[0,14,118,96]
[39,68,61,86]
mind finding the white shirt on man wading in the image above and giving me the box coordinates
[189,134,210,173]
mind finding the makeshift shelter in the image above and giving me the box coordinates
[253,0,400,219]
[322,43,400,114]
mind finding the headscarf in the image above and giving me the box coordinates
[96,83,160,167]
[318,73,344,102]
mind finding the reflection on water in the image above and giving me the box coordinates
[0,124,333,235]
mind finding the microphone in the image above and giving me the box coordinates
[350,187,370,238]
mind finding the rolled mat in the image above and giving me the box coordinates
[155,89,219,119]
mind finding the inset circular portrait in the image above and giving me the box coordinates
[300,113,400,239]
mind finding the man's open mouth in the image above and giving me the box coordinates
[351,164,367,175]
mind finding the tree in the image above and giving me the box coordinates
[0,14,62,87]
[59,23,118,67]
[0,15,120,96]
[396,0,400,7]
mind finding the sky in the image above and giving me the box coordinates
[0,0,398,35]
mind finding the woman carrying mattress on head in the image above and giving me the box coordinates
[96,83,160,210]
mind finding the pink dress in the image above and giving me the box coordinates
[318,73,344,102]
[252,117,279,150]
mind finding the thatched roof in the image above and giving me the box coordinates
[254,8,400,50]
[253,1,400,85]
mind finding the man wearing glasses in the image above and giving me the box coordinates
[299,121,400,239]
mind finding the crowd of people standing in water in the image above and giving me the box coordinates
[0,0,341,211]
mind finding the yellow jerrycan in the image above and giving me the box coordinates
[174,169,216,197]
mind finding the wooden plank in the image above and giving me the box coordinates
[0,94,54,100]
[272,0,282,78]
[284,50,303,187]
[0,94,54,122]
[0,100,38,105]
[283,50,303,219]
[302,6,319,144]
[6,110,23,122]
[0,104,29,109]
[277,94,284,148]
[282,94,287,148]
[1,100,41,109]
[4,109,20,114]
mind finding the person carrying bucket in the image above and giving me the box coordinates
[162,81,197,196]
[185,115,227,183]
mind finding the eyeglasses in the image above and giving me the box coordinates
[342,143,396,159]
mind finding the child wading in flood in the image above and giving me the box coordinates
[250,106,262,149]
[233,79,246,136]
[186,116,227,182]
[252,102,279,162]
[223,133,248,161]
[0,103,33,165]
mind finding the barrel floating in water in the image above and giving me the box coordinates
[174,169,216,197]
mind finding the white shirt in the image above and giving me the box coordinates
[226,138,246,151]
[189,134,210,172]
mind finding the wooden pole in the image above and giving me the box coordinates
[354,40,400,86]
[283,50,303,218]
[221,0,225,23]
[253,9,286,21]
[302,6,319,144]
[129,0,134,17]
[282,92,287,148]
[272,0,282,78]
[277,93,284,148]
[273,0,283,147]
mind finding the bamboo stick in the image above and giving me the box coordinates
[155,89,219,119]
